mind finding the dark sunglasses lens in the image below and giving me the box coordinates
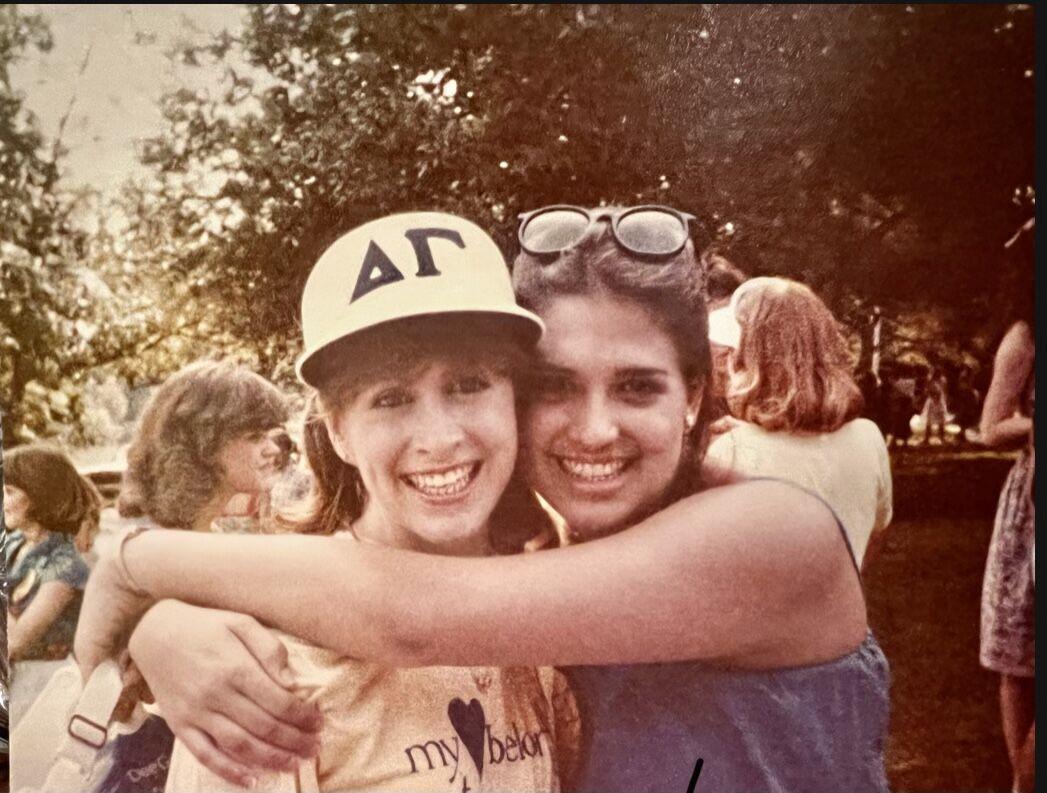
[616,210,688,254]
[522,209,591,254]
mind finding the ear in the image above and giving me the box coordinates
[322,410,357,466]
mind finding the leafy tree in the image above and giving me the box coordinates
[3,5,1034,441]
[0,5,83,442]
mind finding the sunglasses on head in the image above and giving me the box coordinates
[517,205,697,259]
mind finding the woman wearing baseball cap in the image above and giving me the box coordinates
[146,213,577,792]
[78,208,888,793]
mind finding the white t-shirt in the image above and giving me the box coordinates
[706,418,892,565]
[165,635,579,793]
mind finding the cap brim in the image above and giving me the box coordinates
[297,308,544,388]
[707,305,741,349]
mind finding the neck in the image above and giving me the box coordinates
[352,504,492,557]
[20,522,48,543]
[191,490,233,533]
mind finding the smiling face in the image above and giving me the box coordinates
[323,354,518,554]
[215,428,284,496]
[523,293,701,540]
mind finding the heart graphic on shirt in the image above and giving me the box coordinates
[448,697,486,779]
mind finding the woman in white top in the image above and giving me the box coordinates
[706,277,892,570]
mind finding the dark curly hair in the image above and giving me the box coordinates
[118,360,289,528]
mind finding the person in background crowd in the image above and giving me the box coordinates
[94,359,290,793]
[78,207,890,793]
[701,248,748,427]
[979,262,1035,793]
[882,366,917,447]
[952,367,983,443]
[218,428,304,530]
[0,426,7,780]
[857,369,887,433]
[702,248,748,309]
[115,360,290,535]
[919,364,950,445]
[706,277,892,570]
[4,445,99,663]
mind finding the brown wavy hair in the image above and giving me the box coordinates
[726,277,863,433]
[287,316,550,553]
[5,444,102,552]
[118,360,289,528]
[512,217,714,503]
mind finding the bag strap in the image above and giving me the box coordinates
[298,759,321,793]
[42,660,124,792]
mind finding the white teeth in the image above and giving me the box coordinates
[404,464,476,497]
[558,458,629,481]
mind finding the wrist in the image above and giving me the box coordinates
[116,526,153,597]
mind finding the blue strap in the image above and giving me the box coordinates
[745,476,863,582]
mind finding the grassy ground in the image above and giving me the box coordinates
[865,451,1018,792]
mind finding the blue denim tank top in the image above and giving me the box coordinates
[564,484,890,793]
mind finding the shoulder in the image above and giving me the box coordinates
[842,418,889,449]
[39,537,90,586]
[997,321,1035,368]
[671,479,843,564]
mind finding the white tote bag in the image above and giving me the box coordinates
[11,659,127,793]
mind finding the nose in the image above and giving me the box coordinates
[569,392,619,448]
[412,395,467,459]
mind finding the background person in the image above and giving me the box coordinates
[705,277,893,569]
[95,359,291,793]
[979,294,1035,793]
[4,444,98,664]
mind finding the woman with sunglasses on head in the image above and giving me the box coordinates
[77,206,889,793]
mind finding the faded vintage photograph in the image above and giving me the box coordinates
[0,4,1036,793]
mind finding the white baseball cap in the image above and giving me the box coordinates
[707,279,756,349]
[296,211,544,387]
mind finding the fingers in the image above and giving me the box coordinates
[200,710,304,774]
[228,620,323,734]
[218,689,321,759]
[178,725,260,789]
[228,617,293,687]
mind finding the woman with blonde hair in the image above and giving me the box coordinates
[706,276,892,569]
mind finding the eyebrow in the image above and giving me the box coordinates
[614,367,669,378]
[532,363,669,379]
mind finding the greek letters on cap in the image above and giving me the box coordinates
[351,227,465,302]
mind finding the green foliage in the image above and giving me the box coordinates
[0,5,84,442]
[1,5,1035,443]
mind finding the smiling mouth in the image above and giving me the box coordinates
[555,456,635,483]
[403,463,481,498]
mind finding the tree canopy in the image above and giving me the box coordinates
[0,4,1035,443]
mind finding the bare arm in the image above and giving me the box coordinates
[980,321,1034,447]
[9,581,76,661]
[80,479,864,672]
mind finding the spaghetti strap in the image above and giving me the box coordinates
[745,476,863,581]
